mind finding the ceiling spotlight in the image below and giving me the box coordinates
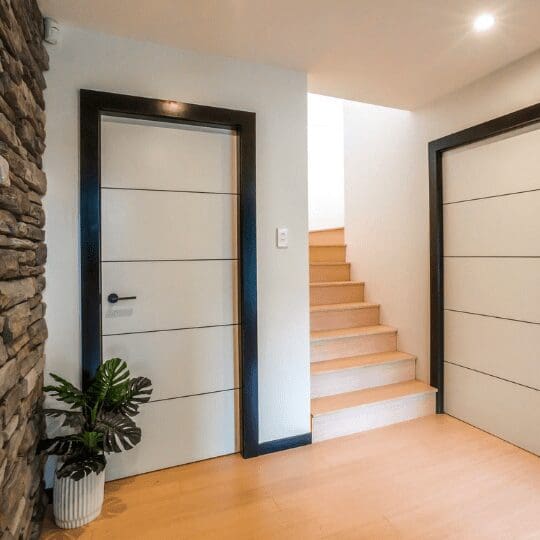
[473,13,495,32]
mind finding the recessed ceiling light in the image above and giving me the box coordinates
[473,13,495,32]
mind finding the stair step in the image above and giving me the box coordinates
[310,325,397,363]
[311,351,416,398]
[311,380,437,442]
[309,227,345,246]
[310,281,364,306]
[311,324,396,342]
[310,302,379,331]
[310,262,350,283]
[312,351,416,374]
[312,379,435,415]
[309,244,346,263]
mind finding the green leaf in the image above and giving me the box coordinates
[43,374,87,409]
[41,359,152,471]
[117,377,153,416]
[38,436,79,456]
[57,453,107,481]
[44,408,85,429]
[95,411,141,453]
[75,431,103,451]
[89,358,130,408]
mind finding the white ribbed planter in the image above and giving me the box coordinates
[53,469,105,529]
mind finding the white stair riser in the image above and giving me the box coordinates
[309,245,346,263]
[311,359,415,398]
[310,284,364,306]
[311,305,379,331]
[312,392,436,442]
[310,264,350,282]
[311,332,396,363]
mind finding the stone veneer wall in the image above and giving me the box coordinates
[0,0,49,538]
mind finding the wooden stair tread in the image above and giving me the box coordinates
[311,380,436,417]
[310,281,363,288]
[310,302,378,312]
[309,227,344,232]
[309,244,347,248]
[311,325,396,342]
[310,262,350,266]
[311,351,416,374]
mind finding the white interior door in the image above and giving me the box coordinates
[99,116,240,480]
[442,123,540,456]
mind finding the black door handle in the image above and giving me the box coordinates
[108,293,137,304]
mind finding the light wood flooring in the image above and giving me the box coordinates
[41,415,540,539]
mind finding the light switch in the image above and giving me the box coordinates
[276,227,288,248]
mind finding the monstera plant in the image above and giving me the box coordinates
[40,358,153,529]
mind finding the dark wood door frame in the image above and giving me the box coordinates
[79,89,266,456]
[429,102,540,413]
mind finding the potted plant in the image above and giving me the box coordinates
[40,358,152,529]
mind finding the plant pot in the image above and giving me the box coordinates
[53,469,105,529]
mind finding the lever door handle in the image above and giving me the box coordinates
[108,293,137,304]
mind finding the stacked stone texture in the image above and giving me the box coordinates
[0,0,48,538]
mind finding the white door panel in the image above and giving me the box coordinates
[445,310,540,390]
[102,325,239,401]
[444,191,540,256]
[102,189,237,261]
[445,363,540,456]
[106,390,240,480]
[101,115,240,479]
[101,116,237,193]
[102,260,238,335]
[444,257,540,323]
[443,124,540,456]
[443,123,540,203]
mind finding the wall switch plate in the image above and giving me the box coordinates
[276,227,288,248]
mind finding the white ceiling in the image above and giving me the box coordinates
[39,0,540,109]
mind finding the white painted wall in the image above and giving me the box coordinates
[43,26,310,447]
[308,94,344,231]
[344,49,540,383]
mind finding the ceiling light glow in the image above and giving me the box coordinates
[473,13,495,32]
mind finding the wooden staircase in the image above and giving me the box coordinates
[310,227,436,442]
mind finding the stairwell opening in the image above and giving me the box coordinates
[307,94,435,442]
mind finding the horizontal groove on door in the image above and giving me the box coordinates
[102,259,239,263]
[102,186,239,196]
[442,187,540,205]
[105,388,240,480]
[151,387,241,403]
[443,362,540,456]
[444,257,540,324]
[103,323,239,401]
[444,362,539,392]
[444,309,540,390]
[103,322,240,337]
[442,124,540,204]
[445,309,540,326]
[102,188,237,261]
[443,190,540,257]
[102,259,238,334]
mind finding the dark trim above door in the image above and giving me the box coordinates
[429,102,540,413]
[79,89,267,457]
